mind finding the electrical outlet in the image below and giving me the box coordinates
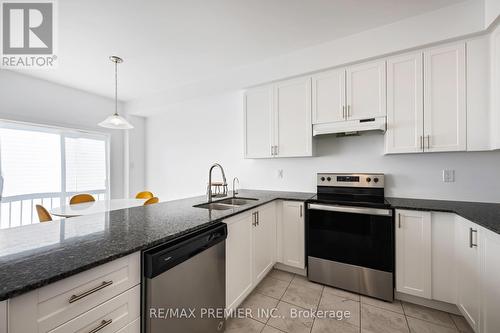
[277,169,283,179]
[442,169,455,183]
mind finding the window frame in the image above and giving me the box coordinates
[0,119,111,227]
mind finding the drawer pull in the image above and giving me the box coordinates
[69,280,113,303]
[88,319,112,333]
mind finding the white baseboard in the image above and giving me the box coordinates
[274,263,307,276]
[395,292,461,315]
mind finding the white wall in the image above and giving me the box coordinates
[0,71,143,198]
[128,0,484,115]
[485,0,500,27]
[145,91,500,203]
[145,92,242,201]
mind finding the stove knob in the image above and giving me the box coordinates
[374,177,379,183]
[320,177,325,181]
[326,177,331,182]
[366,177,371,183]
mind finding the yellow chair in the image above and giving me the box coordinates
[70,194,95,205]
[136,191,154,199]
[36,205,52,222]
[144,197,159,205]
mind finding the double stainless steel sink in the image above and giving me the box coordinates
[194,197,258,210]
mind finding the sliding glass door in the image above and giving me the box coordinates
[0,120,110,228]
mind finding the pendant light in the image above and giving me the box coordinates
[98,56,134,129]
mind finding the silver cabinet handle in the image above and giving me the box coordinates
[88,319,112,333]
[426,135,430,149]
[252,212,256,226]
[275,145,279,156]
[308,203,392,216]
[420,136,423,150]
[469,228,477,248]
[342,106,346,119]
[347,105,351,118]
[300,205,303,217]
[69,280,113,303]
[398,213,401,228]
[271,146,274,156]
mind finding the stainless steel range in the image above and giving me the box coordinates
[306,173,394,301]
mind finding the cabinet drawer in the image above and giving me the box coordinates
[48,285,140,333]
[9,252,140,333]
[115,318,140,333]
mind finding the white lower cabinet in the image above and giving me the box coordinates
[395,210,432,298]
[279,201,305,269]
[480,227,500,333]
[8,252,140,333]
[253,203,277,282]
[395,210,500,333]
[224,202,277,312]
[46,286,140,333]
[430,212,457,304]
[0,301,6,333]
[225,211,254,312]
[455,216,481,332]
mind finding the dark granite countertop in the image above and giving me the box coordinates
[0,189,314,301]
[387,197,500,234]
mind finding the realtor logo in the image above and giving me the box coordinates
[1,1,57,68]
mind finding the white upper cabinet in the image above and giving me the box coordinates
[346,60,387,120]
[466,36,491,151]
[244,86,273,158]
[385,53,424,154]
[244,77,312,158]
[423,43,467,152]
[312,69,346,124]
[395,210,432,299]
[386,43,467,154]
[274,77,313,157]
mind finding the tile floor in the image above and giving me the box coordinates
[226,269,474,333]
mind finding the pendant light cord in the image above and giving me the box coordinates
[114,60,118,116]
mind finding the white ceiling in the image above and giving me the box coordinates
[15,0,468,102]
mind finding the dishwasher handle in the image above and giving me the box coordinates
[143,223,227,279]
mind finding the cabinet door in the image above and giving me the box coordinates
[431,212,457,304]
[423,43,466,152]
[274,77,313,157]
[225,212,253,312]
[312,69,346,124]
[281,201,305,269]
[244,86,273,158]
[395,210,432,298]
[253,203,277,284]
[385,53,424,154]
[0,301,6,333]
[346,60,386,120]
[455,216,480,331]
[480,228,500,333]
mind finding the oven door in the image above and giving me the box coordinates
[306,203,394,300]
[307,203,394,272]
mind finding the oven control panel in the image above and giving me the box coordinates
[317,173,384,188]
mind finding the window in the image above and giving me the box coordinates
[0,120,110,228]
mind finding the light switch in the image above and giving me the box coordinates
[442,169,455,182]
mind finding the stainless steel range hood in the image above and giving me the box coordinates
[312,116,386,136]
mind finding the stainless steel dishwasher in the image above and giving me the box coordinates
[142,223,227,333]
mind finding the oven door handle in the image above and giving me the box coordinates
[308,203,393,216]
